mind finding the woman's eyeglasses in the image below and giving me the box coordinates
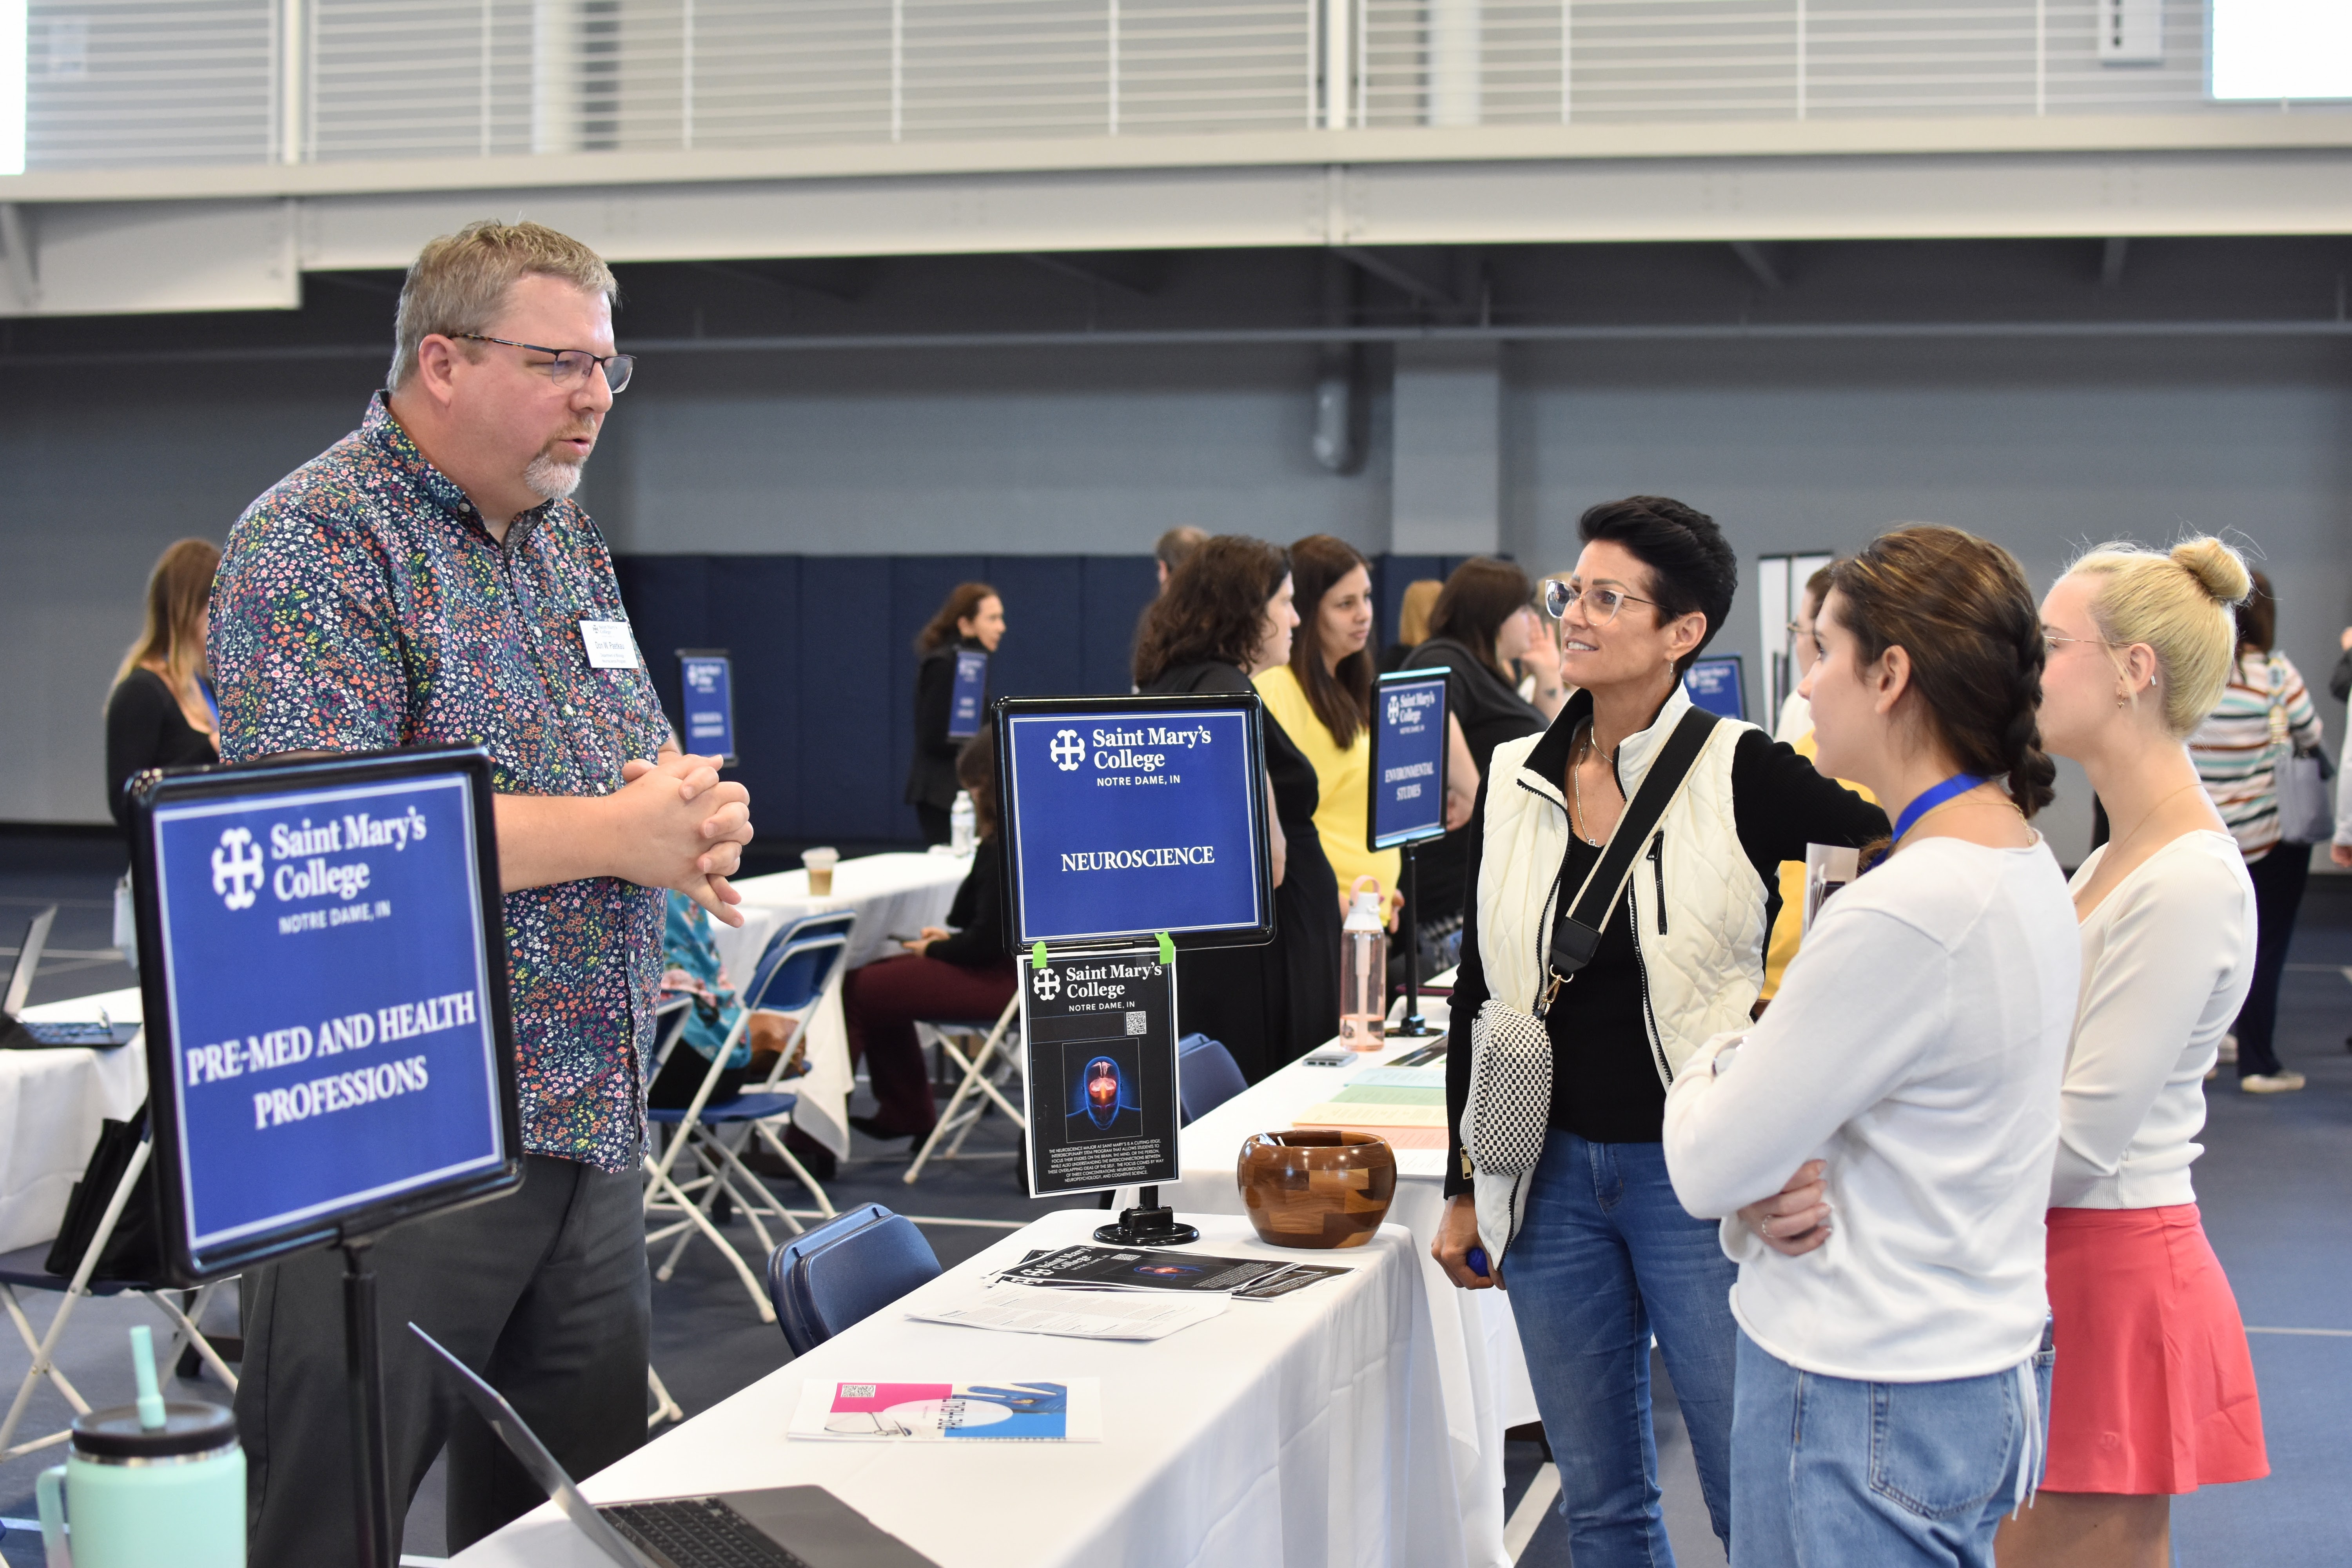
[1543,578,1657,626]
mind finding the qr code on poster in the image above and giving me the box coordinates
[840,1384,875,1399]
[1125,1011,1147,1036]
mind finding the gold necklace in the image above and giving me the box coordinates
[2093,779,2205,868]
[1569,722,1607,846]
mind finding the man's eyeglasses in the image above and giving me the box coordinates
[451,333,635,394]
[1543,577,1657,626]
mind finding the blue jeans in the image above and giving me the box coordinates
[1730,1328,2055,1568]
[1504,1133,1738,1567]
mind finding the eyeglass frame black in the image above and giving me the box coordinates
[448,333,635,392]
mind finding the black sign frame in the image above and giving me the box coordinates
[126,746,523,1286]
[1365,666,1453,853]
[991,691,1277,953]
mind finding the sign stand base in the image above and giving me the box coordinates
[1391,842,1438,1038]
[343,1235,396,1568]
[1094,1187,1200,1247]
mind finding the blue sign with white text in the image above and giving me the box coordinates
[947,649,988,740]
[1003,707,1264,944]
[1370,671,1450,849]
[1683,655,1747,722]
[150,775,505,1252]
[681,654,736,760]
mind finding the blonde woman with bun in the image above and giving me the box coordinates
[1998,537,2269,1568]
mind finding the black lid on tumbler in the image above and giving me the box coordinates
[72,1399,238,1459]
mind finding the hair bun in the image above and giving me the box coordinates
[2171,537,2251,605]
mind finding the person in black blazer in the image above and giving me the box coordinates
[105,538,222,825]
[1134,535,1341,1081]
[905,582,1006,845]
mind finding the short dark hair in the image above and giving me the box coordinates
[1428,558,1533,679]
[1577,496,1738,675]
[2234,569,2276,653]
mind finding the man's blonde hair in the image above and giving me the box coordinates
[388,219,617,391]
[2066,536,2250,737]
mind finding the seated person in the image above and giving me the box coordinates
[650,890,799,1109]
[845,724,1016,1142]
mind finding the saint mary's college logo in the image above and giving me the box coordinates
[1031,966,1061,1000]
[1049,728,1085,771]
[211,828,265,910]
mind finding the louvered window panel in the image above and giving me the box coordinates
[25,0,274,169]
[311,1,538,160]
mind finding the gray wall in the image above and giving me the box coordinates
[9,334,2349,850]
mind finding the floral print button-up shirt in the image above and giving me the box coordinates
[211,392,670,1174]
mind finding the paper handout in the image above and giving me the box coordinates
[789,1378,1102,1441]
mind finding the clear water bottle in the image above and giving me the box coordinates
[1339,876,1388,1050]
[949,790,977,855]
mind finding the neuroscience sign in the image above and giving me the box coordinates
[129,748,518,1282]
[1018,942,1181,1197]
[995,694,1275,950]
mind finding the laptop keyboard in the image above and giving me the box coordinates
[604,1497,814,1568]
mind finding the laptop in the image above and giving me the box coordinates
[410,1325,940,1568]
[1,905,140,1047]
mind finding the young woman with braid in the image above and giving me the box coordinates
[1663,525,2080,1568]
[1996,539,2269,1568]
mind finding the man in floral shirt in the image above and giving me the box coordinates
[211,220,753,1565]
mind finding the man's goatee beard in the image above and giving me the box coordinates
[525,452,584,501]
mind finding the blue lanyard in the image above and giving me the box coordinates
[1889,773,1988,846]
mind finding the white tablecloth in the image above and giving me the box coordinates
[710,854,974,1160]
[0,988,148,1253]
[1138,1018,1534,1568]
[451,1210,1466,1568]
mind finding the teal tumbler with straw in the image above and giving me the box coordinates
[36,1325,243,1568]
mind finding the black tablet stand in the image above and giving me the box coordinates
[1390,842,1437,1038]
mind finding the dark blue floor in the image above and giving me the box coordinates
[3,846,2349,1565]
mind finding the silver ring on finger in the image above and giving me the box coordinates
[1759,1215,1773,1239]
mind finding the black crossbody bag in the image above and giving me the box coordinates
[1466,708,1720,1176]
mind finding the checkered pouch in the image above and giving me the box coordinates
[1465,1000,1554,1175]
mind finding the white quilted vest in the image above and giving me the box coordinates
[1465,683,1767,1272]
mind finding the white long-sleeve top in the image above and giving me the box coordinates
[1663,836,2079,1382]
[2052,831,2256,1210]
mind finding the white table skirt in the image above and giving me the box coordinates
[451,1210,1466,1568]
[1134,1022,1533,1568]
[709,854,973,1160]
[0,988,149,1254]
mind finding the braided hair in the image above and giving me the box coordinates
[1828,525,2056,819]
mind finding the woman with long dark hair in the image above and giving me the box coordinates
[1253,535,1398,909]
[1431,498,1884,1566]
[1662,525,2078,1568]
[904,582,1005,845]
[1401,557,1563,930]
[1135,536,1338,1079]
[105,538,222,824]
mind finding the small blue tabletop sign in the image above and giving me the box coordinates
[947,649,989,740]
[1682,655,1747,722]
[995,694,1274,951]
[678,650,737,763]
[127,748,518,1283]
[1368,669,1450,851]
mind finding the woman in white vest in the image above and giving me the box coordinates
[1432,496,1884,1566]
[1997,539,2270,1567]
[1661,525,2080,1568]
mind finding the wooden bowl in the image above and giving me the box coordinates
[1236,1129,1397,1249]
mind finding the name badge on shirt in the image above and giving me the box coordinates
[579,619,642,670]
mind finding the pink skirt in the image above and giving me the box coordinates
[2043,1204,2269,1494]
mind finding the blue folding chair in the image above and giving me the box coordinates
[764,1204,941,1357]
[644,911,856,1321]
[1176,1032,1249,1125]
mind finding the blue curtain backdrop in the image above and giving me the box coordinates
[614,553,1477,845]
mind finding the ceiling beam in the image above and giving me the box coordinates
[0,206,38,312]
[2100,236,2131,287]
[1333,246,1460,309]
[688,259,864,303]
[1729,240,1786,290]
[1019,251,1164,296]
